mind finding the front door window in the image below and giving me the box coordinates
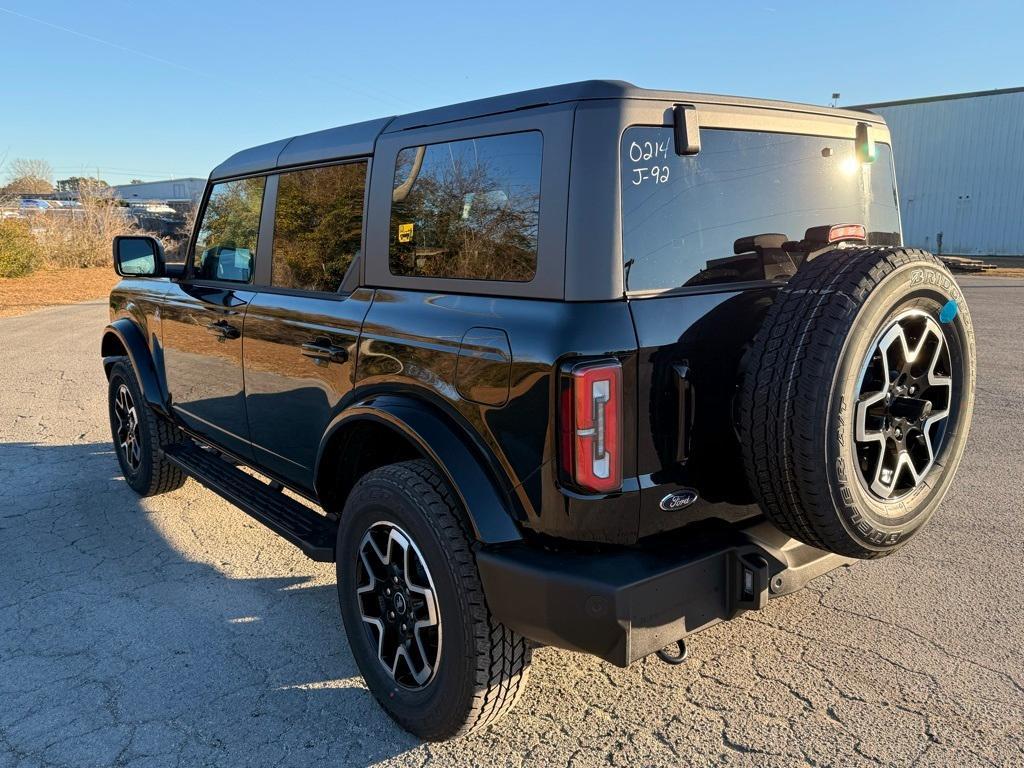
[192,177,265,283]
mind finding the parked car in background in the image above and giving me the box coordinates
[18,198,51,211]
[128,202,177,216]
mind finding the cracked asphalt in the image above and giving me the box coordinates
[1,277,1022,768]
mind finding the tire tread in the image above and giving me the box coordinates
[109,360,186,497]
[349,460,531,739]
[739,247,952,558]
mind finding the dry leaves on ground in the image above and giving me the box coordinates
[0,267,117,318]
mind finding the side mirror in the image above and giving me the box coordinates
[113,235,165,277]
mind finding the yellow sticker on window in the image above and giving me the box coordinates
[398,223,414,243]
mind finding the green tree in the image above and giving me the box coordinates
[56,176,109,194]
[0,219,41,277]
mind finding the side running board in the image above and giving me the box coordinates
[163,442,335,561]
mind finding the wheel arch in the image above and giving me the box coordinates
[101,319,168,415]
[315,394,524,545]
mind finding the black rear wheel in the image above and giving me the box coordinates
[354,519,442,690]
[337,460,531,740]
[740,248,975,558]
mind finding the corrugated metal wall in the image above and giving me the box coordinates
[867,90,1024,256]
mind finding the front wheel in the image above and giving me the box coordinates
[336,460,531,740]
[107,360,186,497]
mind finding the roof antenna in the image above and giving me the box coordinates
[830,92,841,108]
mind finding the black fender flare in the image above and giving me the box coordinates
[101,318,169,415]
[316,395,523,544]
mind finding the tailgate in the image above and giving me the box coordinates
[629,287,778,537]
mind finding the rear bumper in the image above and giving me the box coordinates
[477,517,853,667]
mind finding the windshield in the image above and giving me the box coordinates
[620,127,901,292]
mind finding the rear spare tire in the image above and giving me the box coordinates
[740,247,975,558]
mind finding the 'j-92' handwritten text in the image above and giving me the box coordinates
[628,139,671,186]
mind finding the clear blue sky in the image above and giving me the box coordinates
[2,0,1020,184]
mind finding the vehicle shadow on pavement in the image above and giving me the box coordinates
[0,441,424,767]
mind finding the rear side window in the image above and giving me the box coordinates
[389,131,542,282]
[192,177,265,283]
[620,127,901,292]
[271,161,368,293]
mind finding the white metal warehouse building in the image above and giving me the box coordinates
[855,87,1024,257]
[109,177,206,204]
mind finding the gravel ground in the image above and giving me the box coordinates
[1,278,1022,768]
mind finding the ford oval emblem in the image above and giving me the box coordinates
[660,489,699,511]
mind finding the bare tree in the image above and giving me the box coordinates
[32,185,139,268]
[3,158,54,194]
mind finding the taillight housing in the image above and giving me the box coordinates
[559,360,622,493]
[802,223,867,248]
[827,223,866,243]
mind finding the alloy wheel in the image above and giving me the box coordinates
[113,383,142,473]
[356,521,441,690]
[854,309,954,500]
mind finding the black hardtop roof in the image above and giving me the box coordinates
[210,79,883,181]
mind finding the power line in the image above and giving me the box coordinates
[48,166,206,178]
[0,6,410,110]
[0,6,208,77]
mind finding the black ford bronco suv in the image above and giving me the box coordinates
[103,81,976,740]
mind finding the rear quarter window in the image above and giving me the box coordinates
[389,131,542,282]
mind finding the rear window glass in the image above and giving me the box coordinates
[272,161,367,293]
[389,131,542,282]
[620,127,901,292]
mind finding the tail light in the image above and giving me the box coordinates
[803,223,867,247]
[559,360,622,493]
[827,224,866,243]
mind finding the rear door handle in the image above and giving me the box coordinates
[673,363,693,463]
[301,337,348,365]
[206,320,240,340]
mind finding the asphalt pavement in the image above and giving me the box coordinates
[1,278,1022,767]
